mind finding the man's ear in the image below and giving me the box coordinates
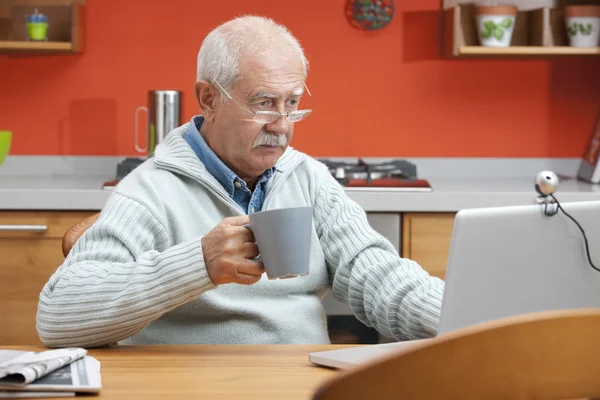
[194,81,218,121]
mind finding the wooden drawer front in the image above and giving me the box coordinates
[402,213,456,280]
[0,238,64,345]
[0,211,96,239]
[0,301,44,345]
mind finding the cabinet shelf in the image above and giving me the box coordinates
[0,39,72,53]
[0,0,85,55]
[457,45,600,57]
[443,0,600,58]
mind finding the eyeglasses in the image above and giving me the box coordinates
[213,81,316,124]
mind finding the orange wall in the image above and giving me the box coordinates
[0,0,599,157]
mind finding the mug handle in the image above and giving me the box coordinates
[243,224,262,262]
[134,106,148,154]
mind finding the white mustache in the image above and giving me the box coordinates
[251,132,287,148]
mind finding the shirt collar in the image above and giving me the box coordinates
[183,116,275,196]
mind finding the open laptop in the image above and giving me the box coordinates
[310,200,600,369]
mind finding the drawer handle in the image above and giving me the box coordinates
[0,224,49,232]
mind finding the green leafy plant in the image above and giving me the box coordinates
[481,17,513,40]
[568,22,593,37]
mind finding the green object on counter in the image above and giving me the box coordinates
[27,22,48,41]
[0,131,12,166]
[149,123,156,155]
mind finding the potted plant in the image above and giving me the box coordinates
[565,5,600,48]
[473,4,518,47]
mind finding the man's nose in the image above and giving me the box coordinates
[265,106,290,134]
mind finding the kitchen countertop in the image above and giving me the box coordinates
[1,174,599,212]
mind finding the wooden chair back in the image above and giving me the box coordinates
[313,308,600,400]
[61,212,100,257]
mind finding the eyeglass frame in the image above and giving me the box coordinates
[213,80,316,124]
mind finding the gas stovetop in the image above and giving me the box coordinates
[102,157,146,189]
[317,158,432,191]
[103,157,432,192]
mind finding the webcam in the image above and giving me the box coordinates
[535,170,559,197]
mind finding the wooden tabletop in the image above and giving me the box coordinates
[7,345,353,400]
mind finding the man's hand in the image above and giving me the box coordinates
[201,215,265,285]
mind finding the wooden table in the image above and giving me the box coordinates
[7,345,352,399]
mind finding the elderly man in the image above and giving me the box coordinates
[37,15,444,348]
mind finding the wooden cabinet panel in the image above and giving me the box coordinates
[0,211,94,239]
[402,213,456,280]
[0,211,96,345]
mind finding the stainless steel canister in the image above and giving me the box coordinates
[135,90,182,155]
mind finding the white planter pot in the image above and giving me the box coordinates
[473,5,518,48]
[475,14,516,47]
[565,16,600,47]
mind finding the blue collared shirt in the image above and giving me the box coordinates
[184,116,274,214]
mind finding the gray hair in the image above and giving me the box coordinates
[196,15,309,94]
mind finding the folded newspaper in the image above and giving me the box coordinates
[0,348,101,397]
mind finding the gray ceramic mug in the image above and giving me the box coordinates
[244,206,313,280]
